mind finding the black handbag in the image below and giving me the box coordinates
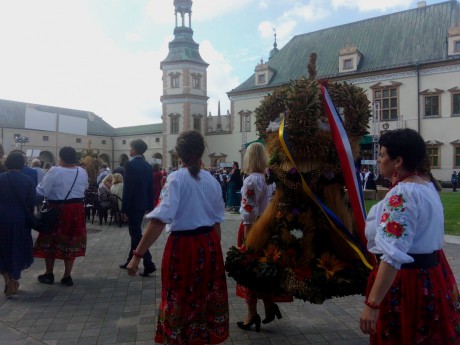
[35,169,79,233]
[34,200,62,233]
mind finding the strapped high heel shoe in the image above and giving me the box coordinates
[262,303,282,324]
[237,314,261,332]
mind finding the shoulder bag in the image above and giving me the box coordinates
[36,169,79,233]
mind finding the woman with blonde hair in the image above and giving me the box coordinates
[235,142,282,331]
[110,173,123,210]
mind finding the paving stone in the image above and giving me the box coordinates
[0,213,458,344]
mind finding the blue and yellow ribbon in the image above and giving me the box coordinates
[278,117,374,270]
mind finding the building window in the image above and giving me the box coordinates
[452,93,460,116]
[424,95,440,117]
[240,115,251,132]
[192,77,200,89]
[171,76,179,88]
[171,117,179,134]
[193,117,201,131]
[454,146,460,168]
[43,136,49,141]
[455,40,460,52]
[343,58,353,70]
[76,138,82,144]
[122,139,126,145]
[102,140,106,145]
[427,146,440,168]
[257,74,266,84]
[374,87,398,120]
[155,138,160,143]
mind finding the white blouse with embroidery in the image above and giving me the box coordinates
[365,182,444,269]
[145,168,224,232]
[239,173,269,225]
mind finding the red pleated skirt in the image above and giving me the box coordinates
[367,250,460,345]
[33,202,87,260]
[155,228,229,345]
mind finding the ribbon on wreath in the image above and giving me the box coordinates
[278,93,376,269]
[320,84,376,266]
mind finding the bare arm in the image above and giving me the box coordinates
[127,218,165,275]
[360,261,398,335]
[214,223,221,241]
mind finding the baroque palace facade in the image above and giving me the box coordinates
[1,0,460,181]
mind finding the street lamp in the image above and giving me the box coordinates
[15,136,29,151]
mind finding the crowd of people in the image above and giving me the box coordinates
[0,128,459,344]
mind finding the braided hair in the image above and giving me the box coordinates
[175,130,205,180]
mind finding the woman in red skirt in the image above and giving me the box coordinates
[34,146,89,287]
[127,130,229,345]
[360,129,460,344]
[236,142,289,331]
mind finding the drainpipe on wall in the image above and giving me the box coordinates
[111,137,114,170]
[416,63,421,133]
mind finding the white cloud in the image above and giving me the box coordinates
[283,2,331,22]
[331,0,413,12]
[0,1,168,128]
[258,0,269,9]
[145,0,175,25]
[192,0,253,22]
[257,2,331,42]
[200,40,240,115]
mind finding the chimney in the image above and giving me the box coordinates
[417,1,426,8]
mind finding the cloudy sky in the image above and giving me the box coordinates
[0,0,446,128]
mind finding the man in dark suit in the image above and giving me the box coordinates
[119,139,156,276]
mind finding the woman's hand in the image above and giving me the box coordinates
[360,305,379,335]
[127,257,140,276]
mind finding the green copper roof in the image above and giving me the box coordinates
[161,27,208,66]
[230,0,460,94]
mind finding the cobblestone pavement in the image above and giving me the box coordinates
[0,212,459,345]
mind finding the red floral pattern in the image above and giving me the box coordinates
[155,230,229,345]
[386,221,404,238]
[388,195,404,208]
[380,193,407,239]
[241,187,256,221]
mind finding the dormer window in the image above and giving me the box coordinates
[343,59,353,70]
[254,59,274,86]
[338,46,362,73]
[257,74,266,84]
[447,24,460,56]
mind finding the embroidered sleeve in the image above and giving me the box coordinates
[240,178,259,225]
[375,187,417,269]
[145,172,180,224]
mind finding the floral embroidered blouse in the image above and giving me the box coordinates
[365,182,444,269]
[239,173,269,225]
